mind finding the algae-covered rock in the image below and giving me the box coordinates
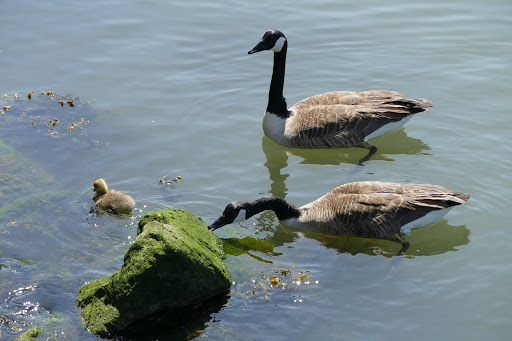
[76,208,231,337]
[13,326,42,341]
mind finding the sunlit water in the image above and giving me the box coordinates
[1,0,511,340]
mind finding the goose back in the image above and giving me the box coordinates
[283,181,469,237]
[267,90,432,149]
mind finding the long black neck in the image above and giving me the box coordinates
[245,196,300,221]
[267,43,290,119]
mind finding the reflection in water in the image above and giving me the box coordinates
[224,220,470,260]
[221,135,468,261]
[261,128,431,169]
[118,291,229,340]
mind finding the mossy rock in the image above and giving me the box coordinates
[76,208,231,337]
[13,326,42,341]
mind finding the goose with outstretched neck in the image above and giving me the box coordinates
[209,181,469,238]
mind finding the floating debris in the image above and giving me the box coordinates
[268,276,283,287]
[1,91,94,143]
[159,175,183,185]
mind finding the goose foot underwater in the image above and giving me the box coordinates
[356,142,378,165]
[209,181,469,240]
[248,30,432,162]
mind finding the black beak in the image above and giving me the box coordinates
[208,215,231,231]
[248,41,267,55]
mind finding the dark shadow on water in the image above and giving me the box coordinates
[115,291,229,341]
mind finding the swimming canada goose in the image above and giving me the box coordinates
[92,178,135,214]
[248,30,432,156]
[208,181,469,238]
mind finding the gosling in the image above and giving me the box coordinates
[92,177,135,214]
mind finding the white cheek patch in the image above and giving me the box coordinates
[270,37,286,52]
[232,209,247,223]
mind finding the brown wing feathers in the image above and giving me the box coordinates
[286,90,432,147]
[298,182,469,237]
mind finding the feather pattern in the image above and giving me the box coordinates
[281,90,432,148]
[289,181,469,237]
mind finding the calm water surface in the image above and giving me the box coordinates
[1,0,511,340]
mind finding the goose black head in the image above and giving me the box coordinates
[248,30,287,54]
[208,201,248,231]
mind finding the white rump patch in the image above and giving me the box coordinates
[401,207,453,234]
[270,37,286,52]
[365,115,413,141]
[233,209,247,223]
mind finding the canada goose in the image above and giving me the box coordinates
[248,30,432,156]
[92,178,135,214]
[208,181,469,238]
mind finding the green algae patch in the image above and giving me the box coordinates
[0,191,75,219]
[13,326,42,341]
[76,208,231,337]
[0,139,55,207]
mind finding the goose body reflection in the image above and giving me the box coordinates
[209,181,469,238]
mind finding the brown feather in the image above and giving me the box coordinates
[280,90,432,148]
[294,181,469,237]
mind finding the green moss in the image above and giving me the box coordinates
[0,139,55,207]
[77,209,231,337]
[17,259,39,265]
[0,191,75,219]
[13,326,42,341]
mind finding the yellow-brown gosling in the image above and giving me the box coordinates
[92,177,135,214]
[209,181,469,238]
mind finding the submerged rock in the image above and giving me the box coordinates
[76,208,231,337]
[13,326,42,341]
